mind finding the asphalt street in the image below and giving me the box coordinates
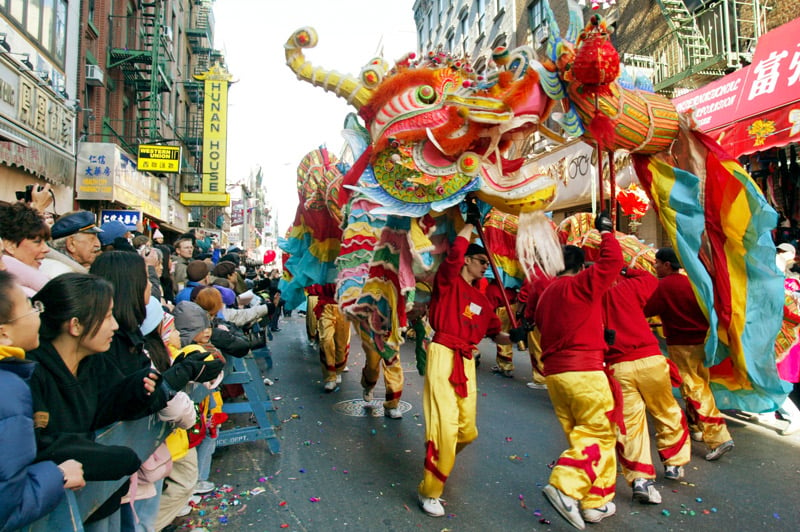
[172,313,800,532]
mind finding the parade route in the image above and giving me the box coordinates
[172,314,800,531]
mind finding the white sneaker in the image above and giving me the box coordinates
[384,407,402,419]
[418,494,444,517]
[263,377,274,386]
[323,380,337,392]
[176,504,192,517]
[582,502,616,523]
[542,484,585,530]
[690,430,704,442]
[335,374,342,384]
[193,480,214,494]
[188,495,201,505]
[362,387,374,402]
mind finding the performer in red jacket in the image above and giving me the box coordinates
[644,247,734,461]
[603,266,691,504]
[536,213,622,530]
[417,214,517,518]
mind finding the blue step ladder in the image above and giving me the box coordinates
[216,349,280,453]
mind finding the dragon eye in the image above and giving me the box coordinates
[416,85,436,104]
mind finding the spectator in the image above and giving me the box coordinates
[175,260,211,303]
[0,270,85,529]
[90,251,152,376]
[172,237,195,292]
[28,273,161,527]
[152,228,165,245]
[98,220,131,251]
[0,201,51,295]
[41,210,103,277]
[155,243,176,304]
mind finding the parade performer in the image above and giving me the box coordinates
[603,266,691,503]
[359,321,404,419]
[517,272,553,389]
[537,212,622,530]
[417,210,517,518]
[487,279,518,378]
[308,283,350,393]
[644,248,734,461]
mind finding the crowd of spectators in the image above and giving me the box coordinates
[0,191,283,531]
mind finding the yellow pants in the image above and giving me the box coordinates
[359,324,404,409]
[667,344,731,447]
[306,295,319,342]
[546,371,617,509]
[610,356,690,483]
[419,342,478,499]
[318,303,351,382]
[527,329,546,384]
[494,305,515,371]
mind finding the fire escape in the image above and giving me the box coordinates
[634,0,767,95]
[107,1,174,152]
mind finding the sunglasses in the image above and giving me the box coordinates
[469,257,489,266]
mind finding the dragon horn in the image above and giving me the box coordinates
[284,27,374,110]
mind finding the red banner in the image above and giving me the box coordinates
[673,17,800,156]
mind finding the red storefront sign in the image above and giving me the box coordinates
[673,17,800,156]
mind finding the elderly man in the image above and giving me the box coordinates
[40,211,102,277]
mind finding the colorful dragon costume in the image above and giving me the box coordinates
[280,0,790,411]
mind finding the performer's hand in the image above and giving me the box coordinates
[464,199,482,227]
[595,211,613,233]
[509,326,527,344]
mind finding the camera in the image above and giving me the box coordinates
[15,184,42,203]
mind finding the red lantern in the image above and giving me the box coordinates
[572,16,619,92]
[616,184,650,220]
[263,249,277,264]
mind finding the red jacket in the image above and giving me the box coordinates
[429,237,502,346]
[535,233,623,375]
[643,272,709,346]
[603,268,662,365]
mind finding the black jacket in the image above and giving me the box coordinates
[210,318,251,358]
[26,341,162,481]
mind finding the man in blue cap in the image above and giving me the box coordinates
[41,210,103,277]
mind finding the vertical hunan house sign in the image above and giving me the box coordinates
[179,62,234,206]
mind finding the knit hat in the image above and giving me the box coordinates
[140,296,165,335]
[172,301,211,347]
[186,260,210,282]
[153,229,164,240]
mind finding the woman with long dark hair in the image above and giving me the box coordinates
[28,273,161,527]
[89,250,152,376]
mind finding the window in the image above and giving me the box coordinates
[495,0,506,13]
[528,0,544,31]
[477,0,485,35]
[0,0,67,65]
[459,9,468,36]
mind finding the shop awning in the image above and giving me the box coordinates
[673,16,800,157]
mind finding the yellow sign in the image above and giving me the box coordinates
[198,63,234,196]
[137,145,181,173]
[179,192,231,206]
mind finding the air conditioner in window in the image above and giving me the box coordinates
[163,26,174,42]
[85,65,104,87]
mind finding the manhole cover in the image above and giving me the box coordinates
[333,398,413,417]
